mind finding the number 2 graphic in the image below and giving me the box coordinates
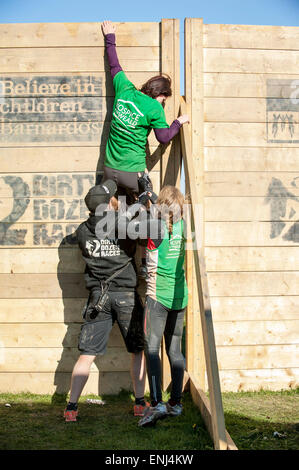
[0,176,30,245]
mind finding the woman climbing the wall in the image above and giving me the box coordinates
[101,20,189,194]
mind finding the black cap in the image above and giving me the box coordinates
[84,179,117,212]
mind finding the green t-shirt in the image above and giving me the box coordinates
[146,219,188,310]
[105,71,169,173]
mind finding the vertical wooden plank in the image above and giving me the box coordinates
[184,18,194,377]
[189,374,238,450]
[185,17,204,247]
[161,18,181,188]
[184,17,206,389]
[173,19,181,188]
[185,197,194,374]
[183,15,228,446]
[180,96,227,450]
[160,18,181,391]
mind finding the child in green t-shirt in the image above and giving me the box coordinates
[138,185,188,427]
[101,21,189,195]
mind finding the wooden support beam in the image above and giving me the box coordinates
[185,203,194,375]
[161,18,181,188]
[160,18,181,391]
[189,374,238,451]
[180,95,228,450]
[184,17,206,389]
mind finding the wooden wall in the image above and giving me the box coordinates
[0,20,180,395]
[1,18,297,396]
[185,19,299,392]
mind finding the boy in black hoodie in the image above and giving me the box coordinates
[64,179,149,422]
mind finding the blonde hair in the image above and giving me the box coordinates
[156,185,185,233]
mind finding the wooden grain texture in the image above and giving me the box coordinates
[204,172,299,197]
[1,296,298,323]
[204,24,299,50]
[0,47,159,73]
[0,273,87,298]
[0,147,161,172]
[205,147,299,172]
[204,197,299,222]
[204,48,299,74]
[0,347,130,372]
[204,97,293,123]
[214,320,299,346]
[205,221,299,246]
[0,248,84,273]
[208,272,299,297]
[0,371,133,395]
[204,73,299,98]
[0,322,125,348]
[217,345,299,370]
[185,18,204,192]
[205,122,299,147]
[160,18,181,188]
[219,368,299,392]
[0,22,160,48]
[185,200,194,376]
[184,17,206,390]
[0,298,86,323]
[185,205,206,386]
[210,296,299,321]
[160,18,181,389]
[205,247,299,271]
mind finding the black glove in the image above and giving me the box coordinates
[138,173,153,193]
[138,191,151,206]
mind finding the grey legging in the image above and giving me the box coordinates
[143,295,185,405]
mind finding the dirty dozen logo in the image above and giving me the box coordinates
[0,174,93,246]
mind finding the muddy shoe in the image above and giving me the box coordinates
[166,402,183,417]
[138,402,168,427]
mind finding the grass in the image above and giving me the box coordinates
[222,388,299,450]
[0,390,213,451]
[0,388,298,450]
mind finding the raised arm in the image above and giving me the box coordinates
[101,21,122,79]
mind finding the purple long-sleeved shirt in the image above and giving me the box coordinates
[104,33,181,145]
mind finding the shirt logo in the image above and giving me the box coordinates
[113,99,143,132]
[86,239,120,257]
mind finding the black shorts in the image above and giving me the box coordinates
[103,166,145,194]
[78,289,145,356]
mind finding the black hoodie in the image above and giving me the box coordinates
[76,212,138,291]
